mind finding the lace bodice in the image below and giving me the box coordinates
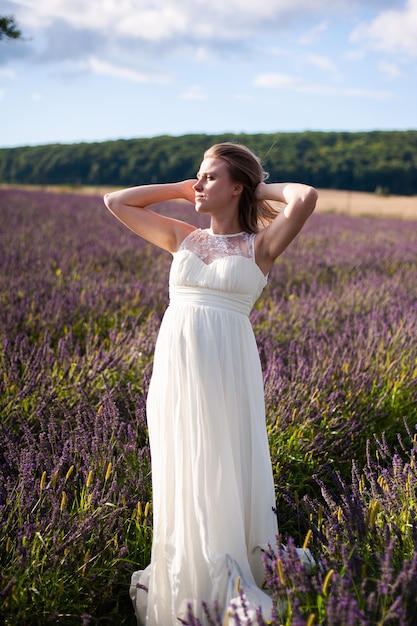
[171,227,267,302]
[179,229,255,264]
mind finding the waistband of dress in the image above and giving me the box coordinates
[169,285,253,316]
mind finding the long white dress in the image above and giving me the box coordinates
[130,228,278,625]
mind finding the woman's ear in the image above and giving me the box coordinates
[232,183,243,196]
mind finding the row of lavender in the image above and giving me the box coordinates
[1,189,416,625]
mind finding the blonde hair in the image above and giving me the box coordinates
[204,142,277,233]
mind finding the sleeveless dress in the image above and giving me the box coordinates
[130,228,278,625]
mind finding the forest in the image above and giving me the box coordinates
[1,130,417,195]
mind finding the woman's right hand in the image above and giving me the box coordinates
[179,179,198,204]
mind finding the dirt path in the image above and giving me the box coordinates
[315,189,417,220]
[1,184,416,220]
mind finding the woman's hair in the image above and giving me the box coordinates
[204,142,278,233]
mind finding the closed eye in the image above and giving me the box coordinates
[196,172,215,181]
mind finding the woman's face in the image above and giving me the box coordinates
[193,157,242,215]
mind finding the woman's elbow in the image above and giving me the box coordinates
[104,192,117,212]
[305,186,318,214]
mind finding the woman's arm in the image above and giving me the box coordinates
[104,180,197,252]
[254,182,318,274]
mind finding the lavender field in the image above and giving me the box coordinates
[1,188,417,625]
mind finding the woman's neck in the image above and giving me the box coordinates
[209,214,241,235]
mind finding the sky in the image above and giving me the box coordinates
[0,0,416,148]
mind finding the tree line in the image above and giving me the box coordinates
[1,130,417,195]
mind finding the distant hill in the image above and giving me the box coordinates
[0,130,416,195]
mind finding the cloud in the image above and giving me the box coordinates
[262,46,291,58]
[34,18,104,63]
[16,1,387,53]
[350,0,417,57]
[298,21,328,46]
[378,61,403,80]
[80,57,171,84]
[180,85,206,101]
[16,0,246,43]
[6,0,406,84]
[307,53,339,76]
[0,68,15,78]
[254,72,393,99]
[0,89,6,101]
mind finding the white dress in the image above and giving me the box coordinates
[130,228,278,625]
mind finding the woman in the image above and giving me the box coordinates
[104,142,318,625]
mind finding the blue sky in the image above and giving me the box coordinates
[1,0,416,148]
